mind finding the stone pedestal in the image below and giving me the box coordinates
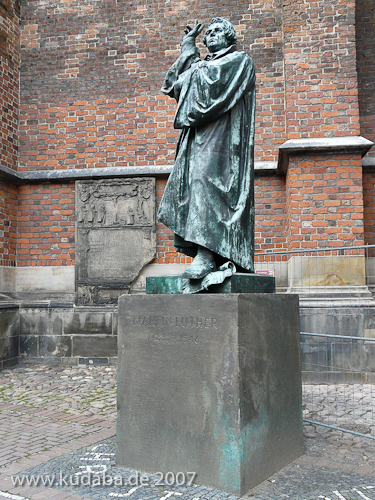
[116,294,303,496]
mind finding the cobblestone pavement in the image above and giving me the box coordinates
[0,363,374,500]
[303,383,375,437]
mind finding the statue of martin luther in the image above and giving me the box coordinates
[158,18,256,284]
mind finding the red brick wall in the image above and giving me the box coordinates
[286,153,364,250]
[356,0,375,158]
[0,180,17,266]
[246,0,286,159]
[19,0,286,173]
[283,0,360,139]
[255,176,287,252]
[17,176,289,267]
[0,0,20,172]
[0,0,19,268]
[17,183,75,266]
[17,180,178,267]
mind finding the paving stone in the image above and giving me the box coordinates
[0,363,375,500]
[13,439,375,500]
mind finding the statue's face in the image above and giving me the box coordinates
[205,22,229,53]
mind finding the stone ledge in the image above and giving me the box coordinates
[0,291,76,308]
[0,301,19,310]
[0,162,279,185]
[363,156,375,169]
[288,285,375,307]
[254,161,277,174]
[277,136,374,174]
[1,148,373,184]
[0,164,173,185]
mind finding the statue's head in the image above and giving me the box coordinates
[203,17,237,53]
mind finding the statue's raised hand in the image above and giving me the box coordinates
[183,20,204,41]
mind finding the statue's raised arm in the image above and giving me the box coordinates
[161,20,204,98]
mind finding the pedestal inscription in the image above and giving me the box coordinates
[75,178,156,305]
[117,293,304,496]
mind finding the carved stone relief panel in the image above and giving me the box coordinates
[75,178,156,305]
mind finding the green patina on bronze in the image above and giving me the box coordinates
[146,274,275,295]
[158,18,256,278]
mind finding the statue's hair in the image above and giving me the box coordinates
[203,17,237,47]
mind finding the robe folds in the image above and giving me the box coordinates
[158,42,256,272]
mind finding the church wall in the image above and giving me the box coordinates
[0,0,19,268]
[11,0,375,268]
[0,180,17,267]
[0,0,20,369]
[286,153,365,251]
[356,0,375,158]
[16,0,373,270]
[17,182,75,266]
[254,175,287,252]
[283,0,360,139]
[363,171,375,250]
[0,0,20,173]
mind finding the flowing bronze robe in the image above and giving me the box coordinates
[158,41,256,272]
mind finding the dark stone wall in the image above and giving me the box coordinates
[301,306,375,382]
[363,171,375,250]
[19,304,118,365]
[356,0,375,158]
[0,305,19,370]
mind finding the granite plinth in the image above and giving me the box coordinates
[116,293,303,496]
[146,273,275,294]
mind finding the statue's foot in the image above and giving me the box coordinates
[181,247,216,280]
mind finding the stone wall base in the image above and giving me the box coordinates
[2,289,375,379]
[0,293,118,369]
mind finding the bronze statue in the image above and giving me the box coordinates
[158,18,256,284]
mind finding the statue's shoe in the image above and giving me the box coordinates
[181,257,217,280]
